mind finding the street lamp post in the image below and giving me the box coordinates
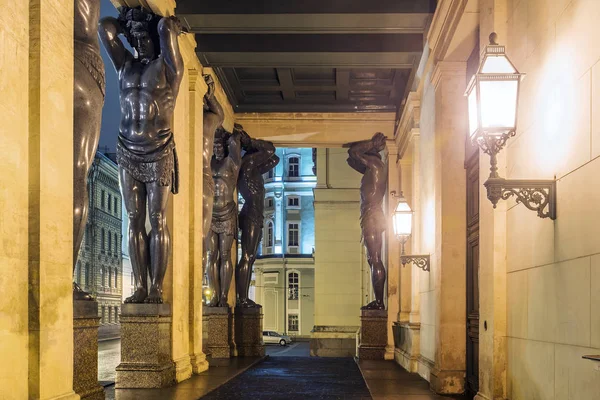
[465,33,556,219]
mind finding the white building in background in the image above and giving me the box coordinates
[252,147,316,338]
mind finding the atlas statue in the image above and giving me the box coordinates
[73,0,105,300]
[236,131,278,308]
[202,74,225,287]
[99,6,185,304]
[345,132,388,310]
[206,126,243,307]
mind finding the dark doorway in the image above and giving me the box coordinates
[465,142,479,398]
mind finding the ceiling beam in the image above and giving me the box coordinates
[180,13,431,34]
[195,33,424,53]
[276,68,296,100]
[176,0,435,15]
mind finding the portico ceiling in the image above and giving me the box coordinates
[176,0,435,113]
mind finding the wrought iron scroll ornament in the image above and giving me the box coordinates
[484,178,556,219]
[400,254,430,272]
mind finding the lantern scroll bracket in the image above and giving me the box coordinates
[484,178,557,220]
[400,254,431,271]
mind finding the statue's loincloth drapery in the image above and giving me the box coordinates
[74,40,105,98]
[116,134,179,194]
[211,201,237,236]
[360,201,386,241]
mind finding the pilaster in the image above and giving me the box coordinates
[429,61,468,395]
[385,141,400,360]
[28,1,78,398]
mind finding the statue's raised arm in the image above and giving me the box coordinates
[158,16,184,91]
[98,15,131,72]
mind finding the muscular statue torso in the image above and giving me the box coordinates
[212,157,238,210]
[360,161,386,211]
[119,58,174,153]
[239,168,265,209]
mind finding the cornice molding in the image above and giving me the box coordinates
[431,61,467,91]
[394,92,421,159]
[427,0,469,63]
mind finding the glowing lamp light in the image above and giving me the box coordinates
[392,194,412,242]
[465,32,523,145]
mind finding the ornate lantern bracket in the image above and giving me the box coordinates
[400,253,431,271]
[391,191,431,272]
[484,178,556,219]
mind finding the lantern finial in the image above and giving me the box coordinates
[489,32,498,45]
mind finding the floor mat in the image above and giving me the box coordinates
[201,356,372,400]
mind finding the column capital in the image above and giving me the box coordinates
[109,0,176,17]
[188,69,208,95]
[431,61,467,91]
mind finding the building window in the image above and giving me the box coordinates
[101,306,106,324]
[287,222,299,248]
[114,197,118,214]
[108,307,112,323]
[114,268,118,288]
[101,228,105,251]
[287,196,300,209]
[108,231,112,253]
[76,262,82,284]
[288,157,299,178]
[266,198,273,208]
[115,233,119,254]
[266,221,274,248]
[288,314,299,332]
[109,269,113,288]
[267,168,274,179]
[288,272,299,300]
[108,194,112,212]
[115,306,119,323]
[85,225,90,246]
[101,190,105,209]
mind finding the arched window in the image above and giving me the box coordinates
[115,233,119,254]
[108,307,112,323]
[288,156,299,178]
[114,268,118,288]
[288,272,299,300]
[108,193,112,212]
[101,228,105,251]
[267,221,274,248]
[108,269,112,288]
[114,197,118,214]
[108,231,112,253]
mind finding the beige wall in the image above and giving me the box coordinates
[502,0,600,398]
[313,148,370,328]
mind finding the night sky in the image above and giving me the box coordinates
[98,0,123,154]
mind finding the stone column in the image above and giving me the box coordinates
[73,301,104,400]
[116,304,175,388]
[385,141,401,360]
[187,67,209,374]
[25,1,79,399]
[428,61,468,395]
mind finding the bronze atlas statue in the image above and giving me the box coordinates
[236,131,278,308]
[206,126,243,307]
[99,6,184,304]
[346,132,388,310]
[73,0,106,300]
[202,74,225,290]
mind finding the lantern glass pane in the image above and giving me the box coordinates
[479,79,518,132]
[468,88,479,140]
[481,55,516,73]
[393,200,412,236]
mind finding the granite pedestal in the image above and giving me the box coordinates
[73,300,105,400]
[202,306,232,361]
[358,309,387,360]
[115,303,175,389]
[234,307,265,357]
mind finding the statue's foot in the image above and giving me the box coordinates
[361,300,385,310]
[125,287,147,304]
[207,296,219,307]
[144,286,163,304]
[238,298,261,308]
[73,282,94,301]
[218,296,229,308]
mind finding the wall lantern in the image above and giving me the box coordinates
[391,191,430,271]
[465,33,556,219]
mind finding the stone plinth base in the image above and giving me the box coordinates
[202,306,231,360]
[358,309,387,360]
[394,321,421,372]
[234,307,265,357]
[310,325,359,357]
[73,300,105,400]
[116,303,175,389]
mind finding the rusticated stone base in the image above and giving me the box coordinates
[310,325,359,357]
[203,306,231,360]
[115,303,175,389]
[234,307,265,357]
[73,300,105,400]
[358,309,387,360]
[430,367,466,395]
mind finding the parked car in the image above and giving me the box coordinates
[262,330,292,346]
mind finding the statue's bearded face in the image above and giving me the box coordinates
[214,140,225,160]
[132,31,155,63]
